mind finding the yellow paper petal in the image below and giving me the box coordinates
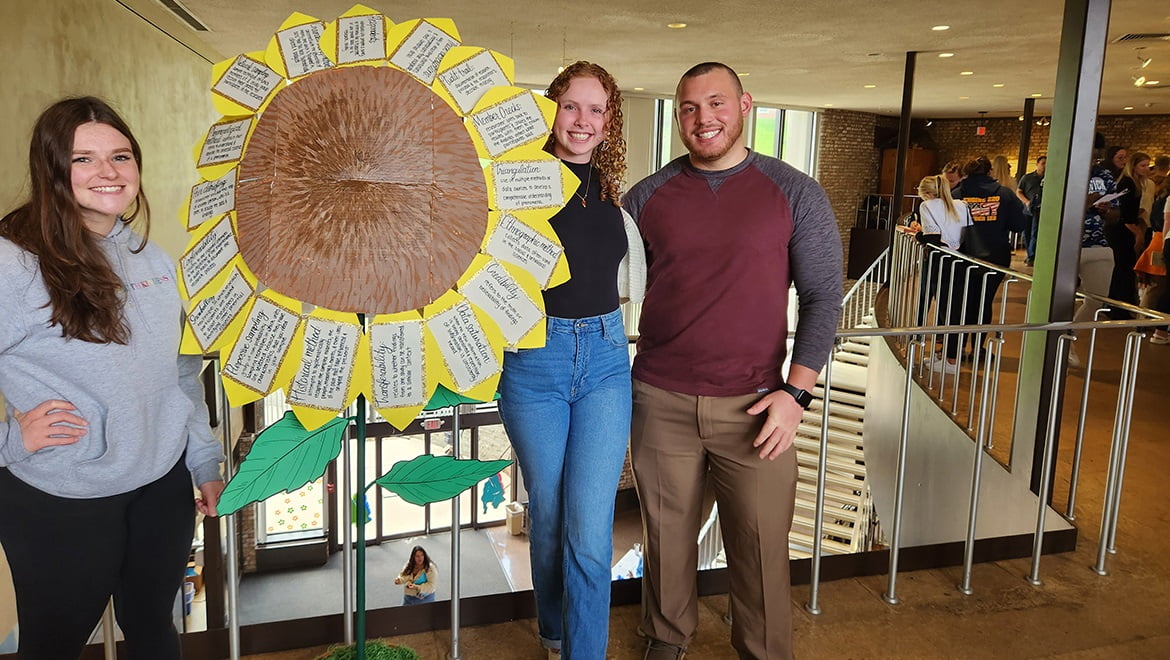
[466,87,555,160]
[181,265,257,355]
[422,292,503,398]
[181,167,239,231]
[176,214,241,301]
[210,51,282,116]
[265,13,333,80]
[289,308,363,431]
[480,209,570,290]
[365,310,432,431]
[321,5,392,67]
[221,290,305,407]
[385,18,461,85]
[193,116,255,180]
[433,47,515,115]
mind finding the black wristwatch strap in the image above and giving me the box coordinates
[779,383,813,409]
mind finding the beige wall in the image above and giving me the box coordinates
[2,0,219,640]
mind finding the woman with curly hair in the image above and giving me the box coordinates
[497,61,644,659]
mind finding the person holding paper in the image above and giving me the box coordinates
[0,97,225,660]
[395,546,438,605]
[1067,160,1120,367]
[497,61,644,660]
[623,62,842,660]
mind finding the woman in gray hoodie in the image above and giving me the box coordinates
[0,97,225,659]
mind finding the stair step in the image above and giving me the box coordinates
[833,352,869,367]
[817,362,868,394]
[797,464,865,490]
[811,387,866,408]
[807,397,866,419]
[795,481,864,507]
[794,436,865,463]
[801,411,864,435]
[797,423,863,445]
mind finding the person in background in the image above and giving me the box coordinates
[0,96,224,660]
[1017,155,1047,266]
[910,175,972,327]
[1102,145,1128,180]
[941,160,963,189]
[1151,155,1169,189]
[497,61,644,660]
[1142,175,1170,345]
[395,546,438,605]
[938,156,1027,374]
[1108,152,1152,315]
[1069,159,1121,367]
[624,62,842,660]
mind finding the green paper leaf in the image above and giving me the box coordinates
[422,384,499,411]
[218,411,349,516]
[375,455,512,506]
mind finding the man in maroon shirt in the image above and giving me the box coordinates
[623,63,843,660]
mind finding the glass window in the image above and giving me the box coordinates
[781,109,817,175]
[655,99,675,170]
[753,107,781,157]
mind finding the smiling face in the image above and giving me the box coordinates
[1112,149,1129,171]
[70,122,140,234]
[675,69,752,171]
[550,76,610,164]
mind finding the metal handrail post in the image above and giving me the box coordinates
[342,425,354,644]
[1027,334,1073,586]
[959,341,997,594]
[883,339,919,605]
[447,404,467,660]
[1093,331,1140,574]
[1066,307,1107,519]
[215,358,242,660]
[960,269,992,418]
[1107,332,1144,554]
[805,355,834,616]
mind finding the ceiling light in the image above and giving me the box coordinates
[667,22,687,28]
[824,103,834,107]
[1140,57,1153,68]
[557,66,564,74]
[932,25,950,31]
[938,52,955,58]
[864,84,877,88]
[960,71,974,76]
[1134,74,1147,87]
[1031,93,1043,97]
[633,87,645,91]
[992,83,1005,88]
[959,96,970,99]
[1018,115,1025,121]
[1124,106,1134,111]
[1146,80,1161,86]
[740,72,750,76]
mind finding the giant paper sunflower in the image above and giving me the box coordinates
[178,6,577,432]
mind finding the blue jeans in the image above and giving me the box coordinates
[402,592,434,606]
[498,309,632,659]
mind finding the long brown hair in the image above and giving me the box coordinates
[1121,151,1151,185]
[544,61,627,205]
[0,97,149,344]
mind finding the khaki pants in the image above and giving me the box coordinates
[631,379,797,660]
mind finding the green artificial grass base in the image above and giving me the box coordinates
[316,640,420,660]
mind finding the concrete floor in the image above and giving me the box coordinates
[245,294,1170,658]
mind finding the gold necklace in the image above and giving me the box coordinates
[574,165,592,207]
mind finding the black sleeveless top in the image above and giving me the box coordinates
[542,160,626,318]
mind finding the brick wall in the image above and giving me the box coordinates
[816,109,882,271]
[235,433,258,574]
[925,114,1170,177]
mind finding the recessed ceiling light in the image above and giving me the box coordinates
[1146,80,1161,85]
[633,87,645,91]
[740,72,751,77]
[824,103,834,107]
[1123,106,1134,111]
[667,22,687,28]
[864,84,877,88]
[993,83,1005,88]
[1018,115,1025,121]
[932,25,950,31]
[938,52,955,58]
[1031,93,1043,97]
[959,96,970,99]
[960,71,974,76]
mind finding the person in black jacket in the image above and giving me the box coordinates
[935,156,1027,373]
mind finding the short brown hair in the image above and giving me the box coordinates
[676,62,744,99]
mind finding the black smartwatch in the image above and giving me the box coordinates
[778,383,814,410]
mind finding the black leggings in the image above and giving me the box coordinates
[0,456,195,660]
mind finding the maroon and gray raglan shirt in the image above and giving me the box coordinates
[622,151,843,397]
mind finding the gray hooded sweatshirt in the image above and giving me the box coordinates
[0,221,223,498]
